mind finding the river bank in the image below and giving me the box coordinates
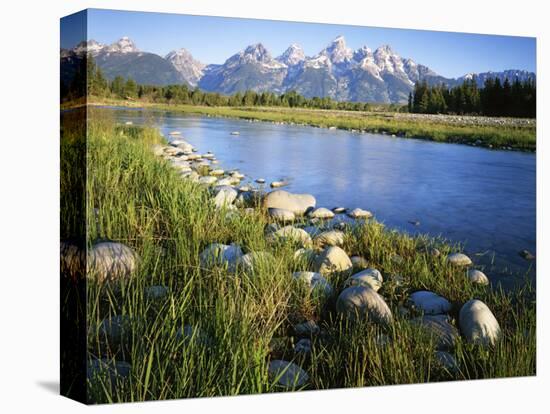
[79,109,535,403]
[84,97,536,152]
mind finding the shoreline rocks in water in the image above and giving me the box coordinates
[347,208,373,219]
[264,190,316,216]
[447,252,473,266]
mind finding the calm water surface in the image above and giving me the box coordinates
[110,108,536,284]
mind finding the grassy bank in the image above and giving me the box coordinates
[81,111,535,403]
[87,97,536,152]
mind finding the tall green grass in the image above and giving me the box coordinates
[83,110,535,403]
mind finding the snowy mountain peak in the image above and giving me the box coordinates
[72,39,105,55]
[165,48,206,87]
[106,37,139,54]
[353,45,373,62]
[277,43,305,66]
[322,35,353,63]
[243,43,272,62]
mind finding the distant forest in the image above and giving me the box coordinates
[62,57,536,118]
[408,78,536,118]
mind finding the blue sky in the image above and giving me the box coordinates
[63,8,536,78]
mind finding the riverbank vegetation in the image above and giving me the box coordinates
[78,112,535,403]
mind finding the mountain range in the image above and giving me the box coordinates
[60,36,536,104]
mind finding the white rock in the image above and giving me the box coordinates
[198,176,217,185]
[447,253,473,266]
[293,271,333,296]
[268,360,309,387]
[88,242,138,282]
[347,208,373,219]
[268,226,312,246]
[345,268,383,291]
[313,246,353,275]
[313,230,345,247]
[268,208,295,222]
[200,243,243,268]
[409,291,452,315]
[459,299,501,346]
[264,190,316,216]
[270,180,289,188]
[309,207,335,219]
[336,286,393,326]
[210,169,225,176]
[213,186,238,208]
[236,251,275,274]
[467,269,490,286]
[293,248,316,264]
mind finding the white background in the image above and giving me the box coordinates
[0,0,547,412]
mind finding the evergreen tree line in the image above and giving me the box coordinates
[408,77,536,118]
[62,56,535,118]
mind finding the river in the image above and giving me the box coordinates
[108,107,536,286]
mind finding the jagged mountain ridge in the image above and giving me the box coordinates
[60,36,536,103]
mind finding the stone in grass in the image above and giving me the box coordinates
[336,286,393,327]
[198,176,217,186]
[434,351,459,374]
[412,314,459,351]
[235,251,276,274]
[210,169,225,176]
[294,338,312,354]
[212,185,238,209]
[309,207,335,219]
[293,248,316,264]
[268,360,309,388]
[264,190,316,216]
[350,256,369,270]
[176,325,211,346]
[467,269,490,286]
[88,242,138,283]
[294,320,320,337]
[347,208,373,219]
[293,271,333,296]
[459,299,501,346]
[408,291,452,315]
[87,358,131,387]
[447,252,473,266]
[145,285,169,301]
[345,268,383,291]
[268,226,312,247]
[313,246,353,275]
[199,243,243,269]
[313,230,345,247]
[99,315,132,346]
[268,207,296,222]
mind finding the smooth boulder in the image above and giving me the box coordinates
[264,190,316,216]
[309,207,335,219]
[268,208,295,222]
[268,226,312,246]
[412,314,459,350]
[345,268,383,291]
[88,242,137,282]
[313,230,345,247]
[447,252,473,266]
[293,271,333,296]
[313,246,353,275]
[200,243,243,268]
[409,291,452,315]
[467,269,490,286]
[347,208,373,219]
[459,299,501,346]
[268,360,309,388]
[213,185,238,208]
[336,286,393,326]
[236,251,275,274]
